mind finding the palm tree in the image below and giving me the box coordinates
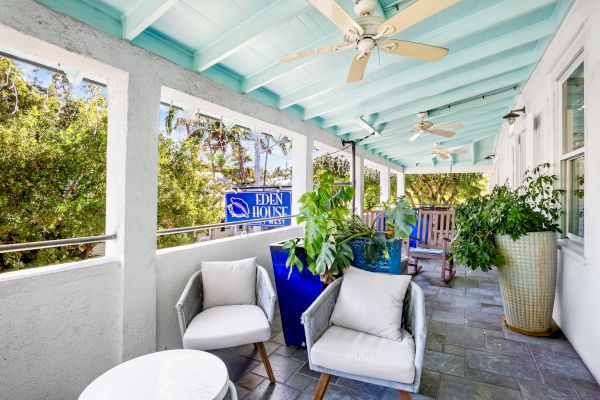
[260,133,291,186]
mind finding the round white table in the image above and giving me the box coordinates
[79,350,237,400]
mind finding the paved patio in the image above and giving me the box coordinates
[215,261,600,400]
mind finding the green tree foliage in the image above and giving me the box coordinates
[313,154,350,184]
[390,173,398,202]
[156,126,227,248]
[0,57,107,271]
[404,173,488,208]
[364,167,381,210]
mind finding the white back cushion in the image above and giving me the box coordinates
[201,258,257,309]
[330,266,411,341]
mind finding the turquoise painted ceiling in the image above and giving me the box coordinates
[36,0,572,167]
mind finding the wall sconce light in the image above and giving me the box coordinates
[502,107,526,125]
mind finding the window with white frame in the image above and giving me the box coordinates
[559,60,585,242]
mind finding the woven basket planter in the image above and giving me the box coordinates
[494,232,557,335]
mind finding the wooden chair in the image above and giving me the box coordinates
[407,208,456,282]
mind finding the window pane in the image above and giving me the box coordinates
[568,156,584,238]
[563,63,584,153]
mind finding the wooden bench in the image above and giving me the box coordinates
[407,208,456,282]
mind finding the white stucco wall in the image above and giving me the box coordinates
[156,225,303,351]
[490,0,600,382]
[0,260,122,400]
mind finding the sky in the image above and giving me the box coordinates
[11,56,292,172]
[157,104,292,171]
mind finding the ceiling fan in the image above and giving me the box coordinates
[409,111,464,142]
[280,0,460,83]
[432,143,467,160]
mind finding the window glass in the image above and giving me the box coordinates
[568,156,584,237]
[563,63,584,153]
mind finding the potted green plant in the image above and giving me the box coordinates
[451,163,563,335]
[269,172,415,347]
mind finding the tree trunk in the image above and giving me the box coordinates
[254,132,261,186]
[263,152,268,186]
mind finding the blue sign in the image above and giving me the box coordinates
[225,191,292,227]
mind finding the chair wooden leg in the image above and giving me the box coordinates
[409,257,422,276]
[397,389,410,400]
[441,255,447,282]
[314,373,331,400]
[255,342,275,384]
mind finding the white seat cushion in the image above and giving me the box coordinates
[201,258,257,309]
[183,305,270,350]
[310,325,415,384]
[331,266,411,341]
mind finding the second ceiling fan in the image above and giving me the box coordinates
[280,0,460,83]
[409,111,464,142]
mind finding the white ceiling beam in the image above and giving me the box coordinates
[337,68,527,140]
[352,97,514,143]
[316,50,537,127]
[384,129,500,158]
[122,0,178,41]
[193,0,309,72]
[404,165,492,174]
[366,117,506,152]
[371,121,501,155]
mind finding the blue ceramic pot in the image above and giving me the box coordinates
[348,237,403,274]
[269,241,322,348]
[269,237,404,348]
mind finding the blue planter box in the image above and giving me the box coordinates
[269,238,403,348]
[348,237,403,274]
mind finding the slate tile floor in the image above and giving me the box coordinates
[216,261,600,400]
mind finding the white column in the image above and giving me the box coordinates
[354,156,364,216]
[380,166,390,204]
[105,73,161,361]
[396,170,406,197]
[291,134,313,215]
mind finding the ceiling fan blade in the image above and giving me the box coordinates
[380,40,448,62]
[430,129,456,138]
[347,53,371,83]
[433,123,464,130]
[280,43,354,62]
[433,151,450,160]
[377,0,460,38]
[308,0,364,36]
[408,131,423,142]
[447,149,467,154]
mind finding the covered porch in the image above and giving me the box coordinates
[1,0,599,399]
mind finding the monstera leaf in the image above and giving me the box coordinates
[385,198,416,240]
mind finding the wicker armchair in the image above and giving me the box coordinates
[176,265,277,383]
[302,279,426,399]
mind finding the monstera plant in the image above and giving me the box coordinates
[284,172,415,281]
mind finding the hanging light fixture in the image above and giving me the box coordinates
[502,107,526,125]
